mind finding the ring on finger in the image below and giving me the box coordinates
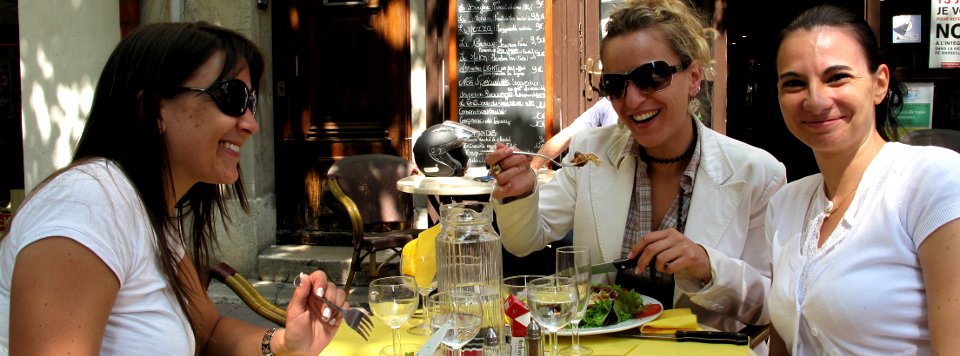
[490,164,503,176]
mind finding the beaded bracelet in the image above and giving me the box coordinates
[261,327,279,356]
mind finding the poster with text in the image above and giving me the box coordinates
[930,1,960,67]
[900,82,934,136]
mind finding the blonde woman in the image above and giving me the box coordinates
[486,0,786,335]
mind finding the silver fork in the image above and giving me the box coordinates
[509,151,582,168]
[317,294,374,341]
[293,275,374,340]
[481,150,580,168]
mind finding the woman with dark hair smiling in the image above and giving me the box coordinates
[0,22,346,355]
[767,5,960,354]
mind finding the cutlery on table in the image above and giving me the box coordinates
[610,330,749,345]
[415,324,450,356]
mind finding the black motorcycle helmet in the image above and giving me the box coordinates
[413,121,479,177]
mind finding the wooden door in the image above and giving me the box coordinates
[273,0,412,242]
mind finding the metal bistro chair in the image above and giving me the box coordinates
[899,128,960,153]
[326,154,423,294]
[209,261,286,326]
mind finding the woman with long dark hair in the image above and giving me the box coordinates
[0,22,346,355]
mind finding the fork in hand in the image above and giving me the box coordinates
[294,274,374,340]
[508,150,583,168]
[316,294,374,341]
[481,150,580,168]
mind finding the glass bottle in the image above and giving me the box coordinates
[436,202,505,354]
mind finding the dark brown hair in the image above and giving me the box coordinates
[17,21,264,334]
[778,4,904,140]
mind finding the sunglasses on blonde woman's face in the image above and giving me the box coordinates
[600,60,689,100]
[179,79,257,117]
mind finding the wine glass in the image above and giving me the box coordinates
[502,274,547,309]
[401,252,437,335]
[528,276,579,356]
[429,290,483,356]
[503,275,546,351]
[556,246,592,356]
[369,276,419,356]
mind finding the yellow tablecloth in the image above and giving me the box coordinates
[321,315,749,355]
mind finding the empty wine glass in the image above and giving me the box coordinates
[528,276,578,356]
[401,252,437,335]
[429,290,483,356]
[556,246,592,356]
[369,276,419,356]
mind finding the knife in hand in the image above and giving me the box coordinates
[590,256,640,275]
[611,330,749,345]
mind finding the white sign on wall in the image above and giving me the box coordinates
[894,15,922,43]
[900,82,935,135]
[930,0,960,68]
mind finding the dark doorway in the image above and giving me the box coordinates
[0,0,21,209]
[724,0,863,182]
[272,0,413,243]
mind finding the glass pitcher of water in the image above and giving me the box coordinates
[436,202,505,354]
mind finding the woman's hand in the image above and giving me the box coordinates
[485,142,536,200]
[279,270,347,354]
[627,228,712,282]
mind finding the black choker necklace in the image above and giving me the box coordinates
[640,118,698,164]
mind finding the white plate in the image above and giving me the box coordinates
[556,294,663,336]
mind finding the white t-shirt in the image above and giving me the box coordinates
[767,143,960,355]
[0,159,195,355]
[568,97,619,131]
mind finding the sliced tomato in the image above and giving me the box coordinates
[634,303,662,319]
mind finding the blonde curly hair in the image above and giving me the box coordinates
[601,0,717,71]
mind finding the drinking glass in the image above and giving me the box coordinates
[502,274,547,308]
[503,275,546,352]
[556,246,592,356]
[401,252,438,335]
[528,276,578,356]
[429,290,483,356]
[369,276,419,356]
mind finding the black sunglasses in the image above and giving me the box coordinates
[599,60,689,100]
[179,79,257,117]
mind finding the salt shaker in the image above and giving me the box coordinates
[525,319,541,356]
[483,327,500,355]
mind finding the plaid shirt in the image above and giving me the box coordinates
[619,129,702,259]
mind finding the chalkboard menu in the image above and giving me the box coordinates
[454,0,549,167]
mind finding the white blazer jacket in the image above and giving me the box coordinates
[494,119,786,332]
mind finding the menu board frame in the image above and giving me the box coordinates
[447,0,555,167]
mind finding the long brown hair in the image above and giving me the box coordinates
[16,22,264,333]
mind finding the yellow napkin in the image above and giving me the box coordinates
[639,308,702,334]
[400,224,439,288]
